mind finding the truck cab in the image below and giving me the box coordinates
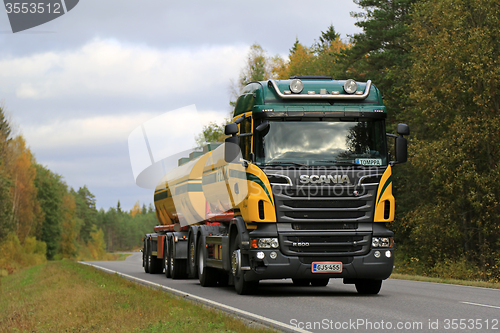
[223,76,409,293]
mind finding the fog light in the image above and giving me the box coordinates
[374,250,381,258]
[385,250,392,258]
[270,251,277,259]
[256,251,265,260]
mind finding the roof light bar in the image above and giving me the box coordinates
[268,79,372,100]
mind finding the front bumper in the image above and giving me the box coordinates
[243,248,394,282]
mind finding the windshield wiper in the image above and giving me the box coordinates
[263,162,310,168]
[316,160,364,166]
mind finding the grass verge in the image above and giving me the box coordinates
[390,273,500,289]
[0,260,276,333]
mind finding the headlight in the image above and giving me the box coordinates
[372,237,393,248]
[251,238,279,249]
[343,79,357,94]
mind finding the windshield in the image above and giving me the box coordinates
[255,120,388,166]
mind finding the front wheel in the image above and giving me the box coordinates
[355,279,382,295]
[231,235,258,295]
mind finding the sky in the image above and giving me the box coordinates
[0,0,363,211]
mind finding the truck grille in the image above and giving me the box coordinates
[279,232,371,256]
[273,185,377,223]
[272,183,377,257]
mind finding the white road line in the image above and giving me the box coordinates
[79,262,311,333]
[461,301,500,310]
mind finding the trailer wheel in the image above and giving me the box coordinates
[164,240,171,278]
[148,241,163,274]
[188,235,198,279]
[143,240,150,273]
[170,238,187,279]
[197,238,218,287]
[231,235,258,295]
[311,278,329,287]
[355,279,382,295]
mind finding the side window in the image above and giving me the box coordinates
[239,117,252,161]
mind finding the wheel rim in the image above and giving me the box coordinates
[190,242,196,267]
[231,249,241,276]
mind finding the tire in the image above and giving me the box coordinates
[164,240,171,278]
[231,235,258,295]
[148,241,163,274]
[143,241,150,273]
[311,278,329,287]
[170,238,187,279]
[355,279,382,295]
[198,237,218,287]
[292,279,310,286]
[188,235,198,279]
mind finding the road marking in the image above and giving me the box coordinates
[461,301,500,310]
[79,262,311,333]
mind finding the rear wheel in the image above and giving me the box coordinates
[355,279,382,295]
[143,240,150,273]
[231,235,258,295]
[164,240,171,278]
[188,235,198,279]
[148,241,163,274]
[170,238,187,279]
[197,238,218,287]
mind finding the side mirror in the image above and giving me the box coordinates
[225,123,239,136]
[256,120,269,132]
[397,123,410,136]
[255,120,270,137]
[387,123,409,165]
[224,136,240,163]
[395,136,407,164]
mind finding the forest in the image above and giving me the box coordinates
[1,0,499,282]
[0,117,158,273]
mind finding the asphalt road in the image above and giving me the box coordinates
[83,253,500,333]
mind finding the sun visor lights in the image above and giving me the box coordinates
[343,79,358,94]
[289,79,304,94]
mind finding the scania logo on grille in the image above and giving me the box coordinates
[299,174,351,184]
[292,242,310,247]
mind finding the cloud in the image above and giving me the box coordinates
[23,108,227,151]
[0,38,248,101]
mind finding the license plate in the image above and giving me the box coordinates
[311,262,342,273]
